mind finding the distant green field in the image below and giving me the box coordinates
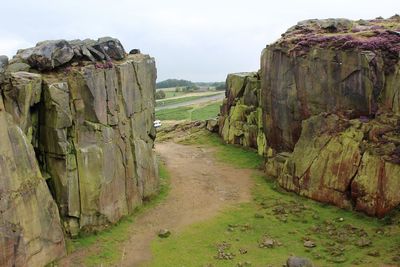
[155,101,221,121]
[164,91,186,98]
[191,101,220,121]
[156,92,221,107]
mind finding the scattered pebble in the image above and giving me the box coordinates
[356,237,371,248]
[367,250,380,257]
[303,240,316,248]
[158,229,171,238]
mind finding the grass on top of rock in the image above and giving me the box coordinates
[155,101,221,121]
[64,159,171,266]
[150,131,400,267]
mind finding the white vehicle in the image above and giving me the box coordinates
[154,120,162,128]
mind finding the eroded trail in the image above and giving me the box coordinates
[120,142,253,266]
[60,141,254,266]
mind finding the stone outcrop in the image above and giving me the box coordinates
[0,94,65,267]
[0,37,159,266]
[219,72,268,156]
[219,16,400,217]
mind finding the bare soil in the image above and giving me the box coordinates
[59,142,254,266]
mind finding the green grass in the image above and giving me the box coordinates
[155,106,193,121]
[156,92,221,107]
[181,131,263,169]
[164,91,186,98]
[191,101,221,121]
[155,101,221,121]
[149,132,400,267]
[65,160,171,266]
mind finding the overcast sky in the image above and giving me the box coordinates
[0,0,398,81]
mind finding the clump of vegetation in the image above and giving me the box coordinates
[290,31,400,55]
[215,83,226,91]
[155,89,166,100]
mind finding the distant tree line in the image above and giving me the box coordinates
[156,79,226,91]
[156,79,195,89]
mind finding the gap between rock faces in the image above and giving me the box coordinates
[59,141,255,266]
[120,142,255,266]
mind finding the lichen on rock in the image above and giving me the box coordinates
[0,37,159,266]
[219,16,400,218]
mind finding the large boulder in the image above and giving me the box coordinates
[0,55,8,83]
[94,37,126,60]
[0,55,8,71]
[13,37,127,71]
[19,40,74,70]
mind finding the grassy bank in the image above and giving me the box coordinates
[155,101,221,121]
[149,131,400,267]
[65,159,171,266]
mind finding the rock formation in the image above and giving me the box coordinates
[219,16,400,217]
[0,37,159,266]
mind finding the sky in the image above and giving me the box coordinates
[0,0,398,82]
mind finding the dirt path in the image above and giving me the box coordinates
[59,142,254,266]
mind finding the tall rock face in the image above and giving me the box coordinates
[219,16,400,217]
[0,95,65,267]
[0,37,159,266]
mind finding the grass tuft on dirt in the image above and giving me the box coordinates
[65,159,171,266]
[150,131,400,267]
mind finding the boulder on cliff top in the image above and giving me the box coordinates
[13,37,126,71]
[0,55,8,71]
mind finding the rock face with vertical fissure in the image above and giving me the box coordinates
[219,16,400,218]
[0,37,159,266]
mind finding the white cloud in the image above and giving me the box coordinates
[0,0,398,81]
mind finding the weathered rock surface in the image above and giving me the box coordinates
[0,55,8,83]
[0,95,66,266]
[219,16,400,217]
[12,37,126,71]
[219,72,268,156]
[0,38,158,265]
